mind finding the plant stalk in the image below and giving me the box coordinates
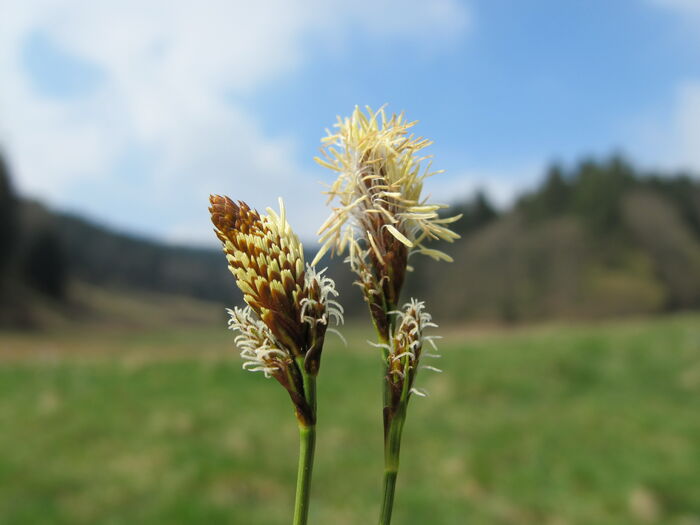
[293,363,317,525]
[379,399,408,525]
[379,469,398,525]
[293,423,316,525]
[377,304,408,525]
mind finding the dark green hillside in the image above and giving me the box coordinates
[0,159,71,327]
[51,211,234,303]
[2,153,700,327]
[408,156,700,322]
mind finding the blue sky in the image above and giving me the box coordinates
[250,1,695,165]
[2,0,700,245]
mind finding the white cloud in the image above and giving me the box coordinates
[0,0,470,244]
[626,2,700,173]
[425,163,544,210]
[671,82,700,169]
[648,0,700,13]
[626,80,700,173]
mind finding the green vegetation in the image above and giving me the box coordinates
[1,313,698,524]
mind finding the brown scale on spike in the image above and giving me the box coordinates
[209,195,310,356]
[214,195,343,428]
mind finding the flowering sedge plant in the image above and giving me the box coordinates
[315,106,460,524]
[209,195,342,525]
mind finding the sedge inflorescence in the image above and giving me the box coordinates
[384,299,442,403]
[207,104,458,525]
[314,106,459,524]
[209,195,342,424]
[208,105,458,525]
[314,105,460,342]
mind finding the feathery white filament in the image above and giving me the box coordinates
[388,299,442,399]
[313,106,462,267]
[299,265,344,327]
[227,306,289,378]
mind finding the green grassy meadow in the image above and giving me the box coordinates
[1,314,699,524]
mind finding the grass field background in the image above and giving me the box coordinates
[1,313,699,524]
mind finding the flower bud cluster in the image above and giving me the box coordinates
[314,106,460,341]
[210,195,342,424]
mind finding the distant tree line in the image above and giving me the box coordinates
[1,152,699,327]
[0,153,68,326]
[414,155,700,321]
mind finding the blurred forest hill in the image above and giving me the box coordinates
[1,152,700,329]
[0,154,69,328]
[406,156,700,322]
[0,153,235,329]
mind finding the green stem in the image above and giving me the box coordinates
[293,423,316,525]
[377,299,406,525]
[293,361,317,525]
[379,402,407,525]
[379,469,398,525]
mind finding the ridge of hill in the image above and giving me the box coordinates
[2,155,700,327]
[405,157,700,321]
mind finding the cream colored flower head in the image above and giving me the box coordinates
[209,195,342,376]
[313,105,461,267]
[210,195,307,355]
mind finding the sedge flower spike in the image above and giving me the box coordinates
[315,106,457,525]
[209,195,343,525]
[210,195,342,525]
[209,195,342,424]
[314,105,460,340]
[385,299,440,408]
[314,105,461,265]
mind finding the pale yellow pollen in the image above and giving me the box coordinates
[385,225,413,247]
[366,230,385,265]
